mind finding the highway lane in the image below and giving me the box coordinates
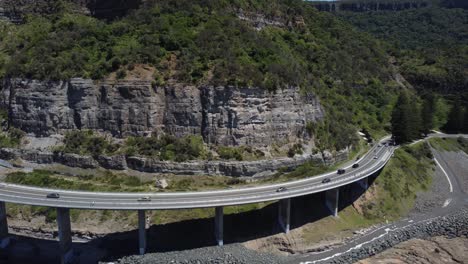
[0,137,394,210]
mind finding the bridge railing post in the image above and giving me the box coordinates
[56,207,73,264]
[214,206,223,246]
[138,210,147,255]
[0,201,9,248]
[278,198,291,233]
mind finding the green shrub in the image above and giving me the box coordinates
[287,143,303,157]
[57,130,119,156]
[0,128,26,148]
[124,134,206,161]
[217,146,244,161]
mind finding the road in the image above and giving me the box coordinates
[290,134,468,264]
[0,134,464,210]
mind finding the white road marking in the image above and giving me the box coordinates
[299,216,441,264]
[434,158,453,193]
[442,198,452,208]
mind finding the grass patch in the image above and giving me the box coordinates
[429,137,468,153]
[302,206,377,244]
[5,170,150,192]
[361,142,434,220]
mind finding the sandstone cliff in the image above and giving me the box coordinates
[1,78,324,148]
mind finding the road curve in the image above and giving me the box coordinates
[0,134,464,210]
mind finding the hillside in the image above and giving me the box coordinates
[337,3,468,94]
[0,0,405,155]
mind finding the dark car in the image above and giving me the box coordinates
[137,196,152,202]
[352,163,360,169]
[337,169,346,175]
[322,178,331,184]
[46,193,60,199]
[276,187,287,192]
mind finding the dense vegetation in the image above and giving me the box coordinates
[56,130,271,161]
[339,6,468,94]
[0,0,408,150]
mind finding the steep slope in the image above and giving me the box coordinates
[337,4,468,94]
[0,0,402,151]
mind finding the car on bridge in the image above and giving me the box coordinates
[46,193,60,199]
[322,178,331,184]
[276,187,287,192]
[137,196,152,202]
[352,163,360,168]
[337,169,346,175]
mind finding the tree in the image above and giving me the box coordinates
[444,100,464,133]
[421,94,435,136]
[391,91,421,144]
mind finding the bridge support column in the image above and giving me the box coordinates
[214,206,223,246]
[325,188,339,217]
[57,208,73,264]
[278,198,291,233]
[357,177,369,190]
[138,210,147,255]
[0,201,10,248]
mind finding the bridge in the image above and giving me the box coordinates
[0,134,417,264]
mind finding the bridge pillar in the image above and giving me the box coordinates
[214,206,223,246]
[278,198,291,233]
[56,208,73,264]
[0,201,10,248]
[138,210,147,255]
[325,188,339,217]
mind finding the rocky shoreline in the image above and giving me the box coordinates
[105,209,468,264]
[0,147,348,177]
[326,209,468,264]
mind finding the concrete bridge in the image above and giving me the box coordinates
[0,137,398,263]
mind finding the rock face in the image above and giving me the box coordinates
[0,147,348,177]
[2,78,324,147]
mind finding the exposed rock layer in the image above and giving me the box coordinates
[0,147,348,177]
[2,78,324,147]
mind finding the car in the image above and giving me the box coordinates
[322,178,331,184]
[352,163,360,169]
[337,169,346,175]
[373,156,378,159]
[137,196,151,202]
[355,156,361,161]
[276,187,287,192]
[46,193,60,199]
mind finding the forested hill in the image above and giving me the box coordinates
[336,2,468,94]
[0,0,466,149]
[311,0,468,12]
[0,0,404,150]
